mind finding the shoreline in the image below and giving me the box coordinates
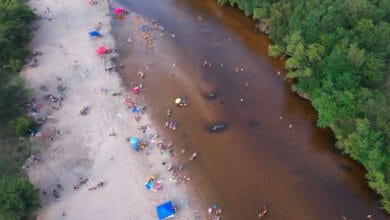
[22,0,204,219]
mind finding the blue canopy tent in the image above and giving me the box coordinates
[130,137,140,151]
[156,201,175,220]
[89,31,101,37]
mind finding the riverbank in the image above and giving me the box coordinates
[22,0,203,219]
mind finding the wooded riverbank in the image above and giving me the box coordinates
[217,0,390,212]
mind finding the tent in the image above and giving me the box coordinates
[96,46,108,55]
[113,7,125,15]
[156,201,175,220]
[89,31,101,37]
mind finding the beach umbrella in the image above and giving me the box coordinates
[89,31,101,37]
[139,24,150,32]
[145,181,153,190]
[96,46,108,55]
[113,7,125,15]
[131,106,138,113]
[132,86,141,94]
[156,201,176,220]
[130,137,140,151]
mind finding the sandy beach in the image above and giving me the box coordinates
[22,0,204,219]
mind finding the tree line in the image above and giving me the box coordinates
[0,0,39,219]
[218,0,390,213]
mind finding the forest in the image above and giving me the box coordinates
[218,0,390,213]
[0,0,39,219]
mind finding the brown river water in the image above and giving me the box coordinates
[111,0,389,219]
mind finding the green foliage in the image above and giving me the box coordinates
[0,178,39,219]
[268,44,284,57]
[253,8,267,19]
[219,0,390,213]
[0,71,30,123]
[0,1,39,219]
[0,0,34,125]
[8,117,33,136]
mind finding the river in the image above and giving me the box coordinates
[111,0,388,219]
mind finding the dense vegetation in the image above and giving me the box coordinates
[0,0,39,219]
[218,0,390,213]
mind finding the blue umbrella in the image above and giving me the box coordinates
[139,24,150,32]
[89,31,101,37]
[145,181,153,190]
[156,201,175,220]
[131,106,138,113]
[130,137,140,151]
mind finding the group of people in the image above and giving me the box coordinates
[208,203,223,220]
[165,121,177,131]
[88,181,104,191]
[73,177,89,190]
[52,184,63,200]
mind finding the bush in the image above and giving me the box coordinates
[219,0,390,213]
[0,178,39,219]
[8,117,33,136]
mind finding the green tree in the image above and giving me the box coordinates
[219,0,390,212]
[0,178,39,219]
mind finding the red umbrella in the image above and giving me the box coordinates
[132,86,141,94]
[96,46,108,55]
[113,8,125,15]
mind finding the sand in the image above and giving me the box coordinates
[22,0,204,219]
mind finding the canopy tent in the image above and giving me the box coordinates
[113,7,125,15]
[156,201,175,220]
[96,46,108,55]
[89,31,101,37]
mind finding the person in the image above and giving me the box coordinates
[109,132,116,136]
[258,206,268,219]
[189,152,198,161]
[56,184,63,190]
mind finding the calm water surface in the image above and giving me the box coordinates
[112,0,389,219]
